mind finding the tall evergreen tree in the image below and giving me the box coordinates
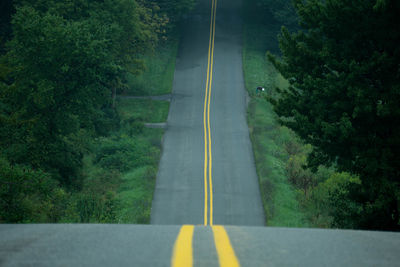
[268,0,400,230]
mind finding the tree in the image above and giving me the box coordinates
[0,0,15,53]
[1,6,116,185]
[148,0,195,25]
[257,0,298,28]
[0,0,163,185]
[268,0,400,230]
[0,0,194,222]
[14,0,159,107]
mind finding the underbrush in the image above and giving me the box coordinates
[124,34,179,96]
[247,97,308,226]
[243,0,360,228]
[117,98,170,123]
[61,127,165,223]
[58,40,173,223]
[243,1,307,226]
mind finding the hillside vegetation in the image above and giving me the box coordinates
[0,0,193,223]
[245,0,400,230]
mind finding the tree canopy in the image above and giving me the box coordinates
[257,0,298,28]
[268,0,400,230]
[0,0,194,222]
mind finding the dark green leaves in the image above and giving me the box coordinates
[0,0,194,223]
[269,0,400,230]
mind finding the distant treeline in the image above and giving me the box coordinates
[0,0,194,222]
[265,0,400,230]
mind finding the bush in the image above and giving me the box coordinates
[128,121,145,136]
[286,154,317,197]
[0,157,67,222]
[72,190,119,223]
[302,172,361,228]
[61,169,122,223]
[94,136,157,172]
[94,108,120,136]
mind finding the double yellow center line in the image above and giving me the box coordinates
[172,1,240,266]
[203,0,217,227]
[172,225,240,267]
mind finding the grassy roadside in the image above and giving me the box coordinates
[114,127,165,223]
[117,98,170,123]
[124,34,179,96]
[71,37,176,224]
[113,101,168,223]
[242,2,309,227]
[109,36,179,223]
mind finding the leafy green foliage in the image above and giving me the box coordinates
[125,35,179,95]
[0,157,67,223]
[0,0,189,223]
[243,0,309,227]
[297,171,359,228]
[256,0,298,28]
[286,152,317,197]
[268,0,400,230]
[65,170,122,223]
[1,6,116,183]
[116,166,157,223]
[148,0,195,25]
[322,172,362,228]
[94,136,158,172]
[0,0,14,53]
[117,98,170,123]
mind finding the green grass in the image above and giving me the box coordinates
[124,35,179,96]
[115,128,165,223]
[243,2,308,227]
[117,98,170,123]
[114,127,164,223]
[106,34,177,222]
[248,99,308,227]
[76,33,177,223]
[116,166,155,223]
[242,16,287,97]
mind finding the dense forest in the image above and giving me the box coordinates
[0,0,194,222]
[264,0,400,230]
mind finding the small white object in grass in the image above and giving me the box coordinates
[256,86,265,92]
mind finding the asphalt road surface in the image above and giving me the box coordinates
[150,0,264,226]
[2,0,400,266]
[1,224,400,266]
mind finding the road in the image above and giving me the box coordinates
[1,224,400,266]
[1,0,400,266]
[150,0,264,226]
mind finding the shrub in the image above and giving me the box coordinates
[286,154,317,197]
[0,157,67,222]
[94,136,156,172]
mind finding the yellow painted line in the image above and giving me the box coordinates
[204,0,217,227]
[208,0,217,226]
[203,0,214,226]
[212,226,240,267]
[171,225,195,267]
